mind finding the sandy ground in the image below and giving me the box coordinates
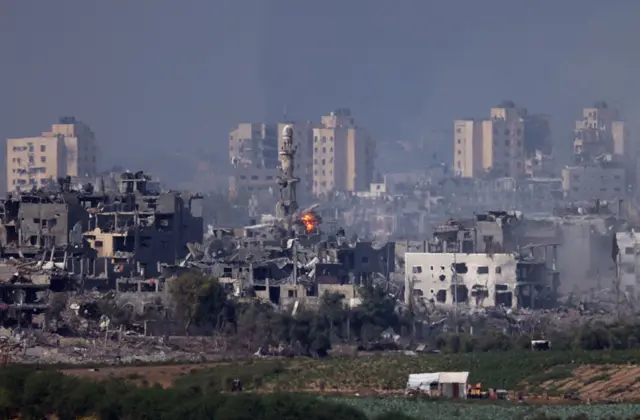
[539,364,640,402]
[63,363,221,388]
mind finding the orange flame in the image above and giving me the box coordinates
[300,213,318,233]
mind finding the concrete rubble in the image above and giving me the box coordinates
[0,124,634,363]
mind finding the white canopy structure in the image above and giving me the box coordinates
[406,371,469,399]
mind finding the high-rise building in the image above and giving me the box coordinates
[228,123,279,169]
[453,119,483,178]
[228,123,279,198]
[311,109,375,196]
[481,104,526,178]
[6,117,97,192]
[454,102,552,179]
[570,102,638,196]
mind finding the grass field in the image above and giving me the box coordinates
[63,349,640,403]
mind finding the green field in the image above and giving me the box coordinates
[331,397,640,420]
[172,349,640,393]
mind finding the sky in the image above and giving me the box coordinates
[2,0,640,183]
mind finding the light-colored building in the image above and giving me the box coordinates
[454,102,551,180]
[573,101,627,158]
[482,105,526,178]
[354,182,388,199]
[405,251,556,309]
[7,117,97,192]
[312,109,375,196]
[228,163,277,199]
[405,252,518,308]
[453,119,483,178]
[561,161,626,202]
[616,231,640,298]
[228,123,279,169]
[612,120,631,156]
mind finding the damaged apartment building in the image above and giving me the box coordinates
[405,211,560,309]
[81,171,203,290]
[520,200,622,295]
[0,172,204,293]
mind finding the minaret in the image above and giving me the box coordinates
[277,125,299,232]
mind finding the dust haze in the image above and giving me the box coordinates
[2,1,640,175]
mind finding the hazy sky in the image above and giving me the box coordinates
[2,0,640,180]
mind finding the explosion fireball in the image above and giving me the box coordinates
[300,212,319,233]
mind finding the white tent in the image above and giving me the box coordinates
[407,373,440,392]
[406,371,469,399]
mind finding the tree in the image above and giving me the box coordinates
[350,284,401,345]
[235,301,277,352]
[168,271,235,333]
[317,291,348,341]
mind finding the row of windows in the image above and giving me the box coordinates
[11,144,47,152]
[12,167,47,174]
[494,128,522,136]
[238,175,274,181]
[570,187,622,193]
[314,169,333,176]
[454,127,523,137]
[11,177,49,186]
[11,155,96,165]
[12,156,47,164]
[455,138,523,147]
[571,174,622,181]
[412,265,501,275]
[314,147,333,154]
[314,158,334,165]
[314,136,334,143]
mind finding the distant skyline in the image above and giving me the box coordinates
[2,0,640,181]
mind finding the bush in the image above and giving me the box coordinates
[0,366,372,420]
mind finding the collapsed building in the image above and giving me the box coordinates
[523,200,621,295]
[181,126,397,308]
[405,211,560,309]
[80,171,203,288]
[184,225,396,308]
[0,172,203,297]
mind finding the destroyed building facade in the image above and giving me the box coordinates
[0,171,204,293]
[405,211,560,309]
[82,171,203,286]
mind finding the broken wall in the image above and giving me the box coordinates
[405,252,518,308]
